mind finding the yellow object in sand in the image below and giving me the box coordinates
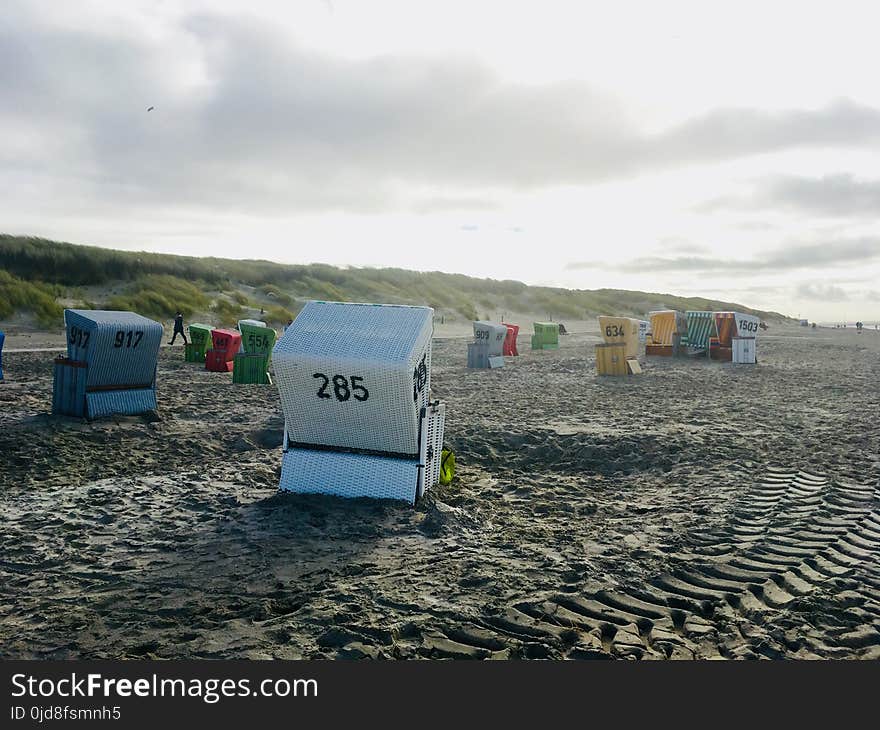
[439,449,456,485]
[595,343,629,376]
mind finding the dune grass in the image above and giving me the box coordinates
[211,298,246,327]
[105,275,209,320]
[0,270,64,327]
[0,234,792,326]
[264,305,297,326]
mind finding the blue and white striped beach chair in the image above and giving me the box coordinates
[53,310,163,419]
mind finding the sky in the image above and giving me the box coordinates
[2,0,880,320]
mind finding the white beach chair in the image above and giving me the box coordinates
[273,301,446,504]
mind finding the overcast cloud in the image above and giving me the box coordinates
[568,237,880,274]
[6,9,880,211]
[699,174,880,218]
[2,0,880,321]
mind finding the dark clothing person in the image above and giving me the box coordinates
[169,312,188,345]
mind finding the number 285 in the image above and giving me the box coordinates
[313,373,369,402]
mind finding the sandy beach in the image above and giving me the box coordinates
[1,322,878,659]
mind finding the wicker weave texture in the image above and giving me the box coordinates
[64,310,162,389]
[473,321,508,357]
[420,402,446,498]
[52,360,87,417]
[280,448,420,502]
[279,401,445,503]
[86,388,157,419]
[233,353,271,384]
[274,301,434,455]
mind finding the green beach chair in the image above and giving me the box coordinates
[238,321,276,358]
[532,322,560,350]
[234,321,277,383]
[232,352,271,384]
[684,311,716,355]
[186,323,213,362]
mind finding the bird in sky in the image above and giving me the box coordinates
[147,106,154,112]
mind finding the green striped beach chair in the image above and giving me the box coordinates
[683,311,716,355]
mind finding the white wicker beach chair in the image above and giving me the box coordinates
[273,301,446,504]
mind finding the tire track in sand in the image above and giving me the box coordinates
[474,467,880,659]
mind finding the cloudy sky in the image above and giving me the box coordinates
[3,0,880,320]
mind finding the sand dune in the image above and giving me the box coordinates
[1,324,878,659]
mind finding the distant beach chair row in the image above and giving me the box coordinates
[185,319,276,383]
[590,310,760,375]
[43,302,763,502]
[465,319,566,369]
[646,310,759,362]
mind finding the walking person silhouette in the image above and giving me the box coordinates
[169,310,188,346]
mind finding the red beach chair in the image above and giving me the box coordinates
[503,324,520,356]
[205,328,241,372]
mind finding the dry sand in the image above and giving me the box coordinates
[1,323,878,659]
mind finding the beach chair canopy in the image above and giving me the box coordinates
[64,310,162,388]
[473,321,508,357]
[273,301,434,456]
[188,323,213,348]
[598,316,639,358]
[714,312,760,346]
[238,321,277,355]
[210,328,241,354]
[238,319,267,328]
